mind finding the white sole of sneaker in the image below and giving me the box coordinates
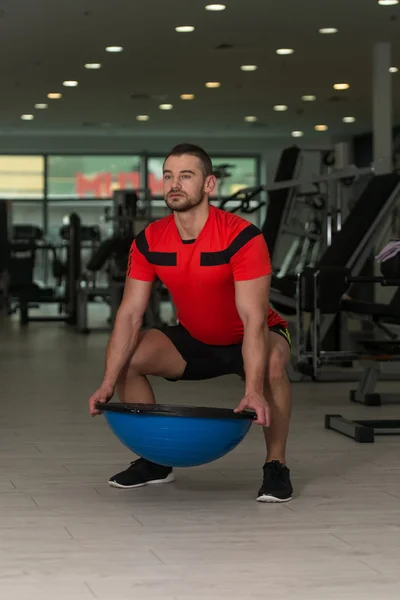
[257,494,292,503]
[108,473,176,489]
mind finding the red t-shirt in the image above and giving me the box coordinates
[127,206,287,345]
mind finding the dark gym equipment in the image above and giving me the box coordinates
[269,172,400,315]
[75,188,166,333]
[97,403,256,467]
[325,414,400,443]
[0,200,11,314]
[295,258,400,443]
[9,213,82,326]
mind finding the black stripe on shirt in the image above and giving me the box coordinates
[200,224,261,266]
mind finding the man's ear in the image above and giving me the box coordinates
[205,175,216,194]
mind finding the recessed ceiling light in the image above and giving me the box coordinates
[63,80,78,87]
[319,28,338,34]
[292,131,304,137]
[244,116,257,122]
[389,66,398,73]
[302,95,317,101]
[240,65,258,71]
[333,83,350,90]
[106,46,123,52]
[136,115,150,121]
[273,105,288,111]
[159,104,173,110]
[85,63,102,69]
[47,93,62,99]
[205,81,221,88]
[21,114,34,121]
[205,4,226,10]
[343,116,356,123]
[34,103,48,109]
[180,94,195,100]
[175,25,195,32]
[315,124,328,131]
[378,0,399,5]
[276,48,294,55]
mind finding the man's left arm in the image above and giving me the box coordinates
[229,227,273,425]
[235,274,270,394]
[234,275,271,425]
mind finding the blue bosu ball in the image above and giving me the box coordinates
[98,403,256,468]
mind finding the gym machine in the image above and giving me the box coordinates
[0,200,11,315]
[8,214,82,326]
[75,188,170,333]
[297,252,400,443]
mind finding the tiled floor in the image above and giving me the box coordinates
[1,318,400,599]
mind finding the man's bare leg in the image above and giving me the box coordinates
[116,329,186,403]
[257,331,293,502]
[263,332,292,464]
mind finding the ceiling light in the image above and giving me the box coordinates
[273,105,288,111]
[319,28,338,34]
[180,94,195,100]
[343,116,356,123]
[244,116,257,122]
[378,0,399,5]
[47,93,62,99]
[276,48,294,55]
[63,80,78,87]
[240,65,258,71]
[106,46,123,52]
[85,63,102,69]
[175,25,195,32]
[315,124,328,131]
[205,81,221,88]
[301,95,316,101]
[333,83,350,90]
[34,103,48,109]
[21,114,34,121]
[136,115,150,121]
[205,4,226,10]
[389,66,398,73]
[292,131,304,137]
[159,104,173,110]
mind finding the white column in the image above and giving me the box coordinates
[373,42,392,174]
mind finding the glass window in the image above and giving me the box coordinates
[47,155,141,199]
[0,155,45,198]
[147,155,259,198]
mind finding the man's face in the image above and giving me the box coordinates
[163,154,215,212]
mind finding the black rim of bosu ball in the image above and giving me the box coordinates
[96,403,257,420]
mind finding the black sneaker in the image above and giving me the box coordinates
[109,458,175,489]
[257,460,293,503]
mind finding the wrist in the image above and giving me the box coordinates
[245,386,264,396]
[102,379,115,390]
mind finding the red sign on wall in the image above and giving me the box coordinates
[76,172,164,197]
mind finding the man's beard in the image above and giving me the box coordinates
[165,192,204,213]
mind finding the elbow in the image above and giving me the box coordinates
[116,305,144,328]
[241,312,266,331]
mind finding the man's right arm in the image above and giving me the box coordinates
[102,276,153,389]
[88,276,153,416]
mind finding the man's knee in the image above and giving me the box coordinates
[118,331,150,382]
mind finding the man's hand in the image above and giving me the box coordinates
[88,383,115,417]
[234,392,270,426]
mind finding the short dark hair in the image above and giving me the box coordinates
[164,143,213,177]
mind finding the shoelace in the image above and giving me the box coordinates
[264,461,285,482]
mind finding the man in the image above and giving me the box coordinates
[89,143,293,503]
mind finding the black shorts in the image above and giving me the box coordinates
[157,324,291,381]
